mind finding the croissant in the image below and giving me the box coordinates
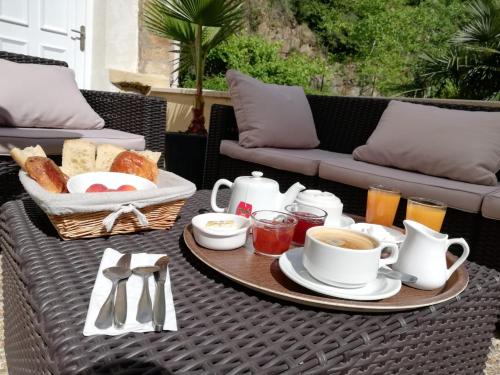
[25,156,68,193]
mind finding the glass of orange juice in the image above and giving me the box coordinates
[365,185,401,227]
[406,197,447,232]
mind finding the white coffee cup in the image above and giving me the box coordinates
[303,227,399,288]
[295,190,343,226]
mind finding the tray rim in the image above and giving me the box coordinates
[183,224,469,312]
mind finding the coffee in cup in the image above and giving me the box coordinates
[303,227,399,288]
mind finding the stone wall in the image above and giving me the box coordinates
[138,0,175,84]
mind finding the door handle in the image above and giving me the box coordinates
[71,25,86,52]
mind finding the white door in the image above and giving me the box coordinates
[0,0,88,87]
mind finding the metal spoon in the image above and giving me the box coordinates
[95,267,132,329]
[378,267,418,283]
[133,266,159,323]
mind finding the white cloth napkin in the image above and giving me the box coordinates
[83,248,177,336]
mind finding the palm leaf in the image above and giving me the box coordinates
[144,0,244,27]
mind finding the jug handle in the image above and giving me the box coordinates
[210,179,233,213]
[445,238,470,280]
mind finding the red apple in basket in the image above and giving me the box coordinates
[86,183,108,193]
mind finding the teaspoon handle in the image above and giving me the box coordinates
[114,280,128,328]
[95,281,118,329]
[136,276,152,323]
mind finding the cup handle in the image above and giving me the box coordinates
[379,243,399,267]
[445,238,469,280]
[210,179,233,213]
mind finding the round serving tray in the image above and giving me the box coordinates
[183,224,469,312]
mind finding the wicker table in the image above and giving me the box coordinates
[1,190,500,375]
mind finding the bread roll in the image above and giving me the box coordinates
[96,144,125,171]
[10,145,47,170]
[62,139,96,176]
[135,150,161,165]
[110,151,158,182]
[25,157,68,193]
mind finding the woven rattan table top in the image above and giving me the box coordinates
[1,190,500,375]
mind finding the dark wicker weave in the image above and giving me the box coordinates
[203,98,500,269]
[1,190,500,374]
[0,51,166,205]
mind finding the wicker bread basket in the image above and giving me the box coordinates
[19,170,196,240]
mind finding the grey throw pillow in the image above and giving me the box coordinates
[0,59,104,129]
[353,100,500,186]
[226,70,319,149]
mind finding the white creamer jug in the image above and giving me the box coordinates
[393,220,469,290]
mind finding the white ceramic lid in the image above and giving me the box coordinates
[234,171,278,188]
[296,190,341,207]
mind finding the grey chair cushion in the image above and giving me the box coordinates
[0,127,145,155]
[319,152,500,213]
[0,59,104,129]
[220,140,331,176]
[481,190,500,220]
[226,70,320,149]
[353,100,500,186]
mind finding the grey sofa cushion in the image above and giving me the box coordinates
[353,100,500,186]
[226,70,320,149]
[481,190,500,220]
[0,59,104,129]
[0,127,145,155]
[319,153,500,213]
[220,140,331,176]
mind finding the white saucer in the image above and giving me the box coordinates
[349,223,406,244]
[326,215,355,228]
[278,248,401,301]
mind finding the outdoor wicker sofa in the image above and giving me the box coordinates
[203,97,500,271]
[0,51,166,205]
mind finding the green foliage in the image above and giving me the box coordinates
[181,34,330,94]
[414,0,500,100]
[143,0,245,133]
[290,0,467,95]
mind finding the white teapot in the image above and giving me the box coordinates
[210,171,305,217]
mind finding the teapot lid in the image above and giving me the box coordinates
[235,171,278,187]
[297,190,341,206]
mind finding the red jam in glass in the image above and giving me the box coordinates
[292,212,325,245]
[252,222,295,256]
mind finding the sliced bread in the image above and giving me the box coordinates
[10,145,47,170]
[95,144,125,171]
[62,139,96,177]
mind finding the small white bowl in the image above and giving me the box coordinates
[191,213,250,250]
[67,172,157,194]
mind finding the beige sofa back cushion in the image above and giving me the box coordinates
[353,100,500,186]
[0,59,104,129]
[226,70,319,149]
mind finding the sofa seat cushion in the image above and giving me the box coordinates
[0,127,145,155]
[319,153,500,213]
[220,140,332,176]
[481,190,500,220]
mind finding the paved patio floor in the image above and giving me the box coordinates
[0,254,498,374]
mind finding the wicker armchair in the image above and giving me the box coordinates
[203,96,500,270]
[0,51,166,205]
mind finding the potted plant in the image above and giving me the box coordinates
[144,0,244,187]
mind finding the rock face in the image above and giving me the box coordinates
[244,0,323,57]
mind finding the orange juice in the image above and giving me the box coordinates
[406,197,446,232]
[365,186,401,227]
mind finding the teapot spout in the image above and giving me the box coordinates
[282,182,306,208]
